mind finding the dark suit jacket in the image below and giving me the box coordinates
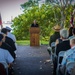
[56,40,71,56]
[5,36,16,51]
[0,42,15,59]
[49,32,60,46]
[31,23,39,27]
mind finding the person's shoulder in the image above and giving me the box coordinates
[6,36,11,40]
[31,23,34,25]
[50,35,53,39]
[66,48,71,52]
[31,23,34,27]
[0,48,9,53]
[65,48,72,56]
[36,23,38,25]
[0,48,6,51]
[31,23,34,26]
[50,33,57,39]
[69,36,74,39]
[6,36,14,42]
[10,33,15,37]
[56,40,64,47]
[8,32,14,36]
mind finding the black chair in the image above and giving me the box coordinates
[0,63,7,75]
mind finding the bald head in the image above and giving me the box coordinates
[70,38,75,47]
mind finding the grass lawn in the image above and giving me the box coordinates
[16,40,49,45]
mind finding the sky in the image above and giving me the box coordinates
[0,0,28,22]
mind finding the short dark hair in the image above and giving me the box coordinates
[7,29,10,32]
[0,34,3,41]
[69,27,73,37]
[1,28,8,34]
[72,28,75,34]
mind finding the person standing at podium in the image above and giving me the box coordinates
[31,20,39,27]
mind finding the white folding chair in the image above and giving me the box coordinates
[51,42,56,57]
[51,42,55,48]
[57,51,65,65]
[47,46,53,60]
[56,51,65,75]
[65,61,75,75]
[0,61,8,75]
[47,42,56,63]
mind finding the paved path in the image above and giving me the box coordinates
[13,45,53,75]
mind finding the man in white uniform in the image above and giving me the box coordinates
[6,26,16,42]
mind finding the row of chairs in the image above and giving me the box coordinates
[48,42,75,75]
[56,51,65,75]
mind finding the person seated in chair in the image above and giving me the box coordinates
[68,25,73,37]
[47,25,61,55]
[6,26,16,43]
[0,42,16,59]
[69,28,75,39]
[1,28,16,51]
[49,25,61,46]
[53,29,71,75]
[0,33,16,59]
[56,29,71,56]
[60,38,75,75]
[0,34,14,71]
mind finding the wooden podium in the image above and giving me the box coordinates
[29,27,40,46]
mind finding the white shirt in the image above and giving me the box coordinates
[0,48,14,64]
[69,36,75,40]
[7,32,16,42]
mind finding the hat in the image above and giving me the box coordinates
[0,34,3,42]
[6,26,12,31]
[1,28,8,34]
[53,25,61,32]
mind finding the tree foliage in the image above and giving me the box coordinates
[12,2,74,40]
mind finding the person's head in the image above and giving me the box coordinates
[53,25,61,32]
[6,26,12,32]
[60,29,69,39]
[70,38,75,48]
[0,34,4,46]
[33,20,36,24]
[72,28,75,35]
[1,28,8,35]
[69,27,73,37]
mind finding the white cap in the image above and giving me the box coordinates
[6,26,12,31]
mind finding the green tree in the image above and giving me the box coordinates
[12,2,73,40]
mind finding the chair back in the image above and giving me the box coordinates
[0,63,7,75]
[56,51,65,75]
[58,51,65,64]
[0,61,8,75]
[65,61,75,75]
[58,51,65,57]
[51,42,55,47]
[71,64,75,75]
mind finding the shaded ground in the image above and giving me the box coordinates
[13,45,53,75]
